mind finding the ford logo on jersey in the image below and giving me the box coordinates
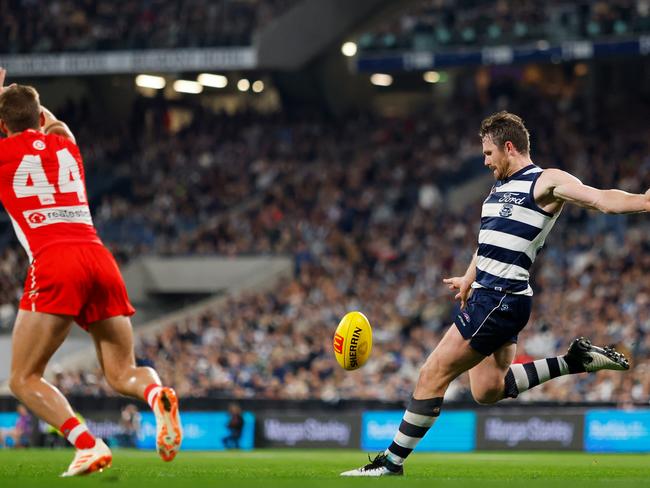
[498,193,526,205]
[499,204,514,218]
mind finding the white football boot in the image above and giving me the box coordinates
[565,337,630,372]
[153,387,183,462]
[60,438,112,477]
[341,453,404,477]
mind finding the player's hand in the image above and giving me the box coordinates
[645,189,650,212]
[0,67,13,95]
[442,276,472,309]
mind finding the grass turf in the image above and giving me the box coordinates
[1,449,650,488]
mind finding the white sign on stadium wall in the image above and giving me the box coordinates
[477,413,584,451]
[0,48,257,76]
[256,413,361,449]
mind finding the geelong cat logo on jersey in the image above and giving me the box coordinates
[499,203,513,217]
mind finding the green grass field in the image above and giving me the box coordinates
[1,449,650,488]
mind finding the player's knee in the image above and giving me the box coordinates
[472,386,503,405]
[104,365,150,395]
[8,372,34,397]
[8,375,20,397]
[103,368,131,394]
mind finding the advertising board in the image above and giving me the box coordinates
[361,411,476,452]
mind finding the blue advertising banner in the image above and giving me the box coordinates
[0,413,19,447]
[585,410,650,452]
[361,411,476,452]
[357,36,650,72]
[137,411,255,451]
[0,412,18,428]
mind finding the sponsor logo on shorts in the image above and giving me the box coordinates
[333,333,344,354]
[32,140,46,150]
[23,205,93,229]
[457,311,470,327]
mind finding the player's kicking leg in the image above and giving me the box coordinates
[89,316,182,461]
[341,325,485,476]
[9,310,112,476]
[470,337,629,402]
[341,327,630,477]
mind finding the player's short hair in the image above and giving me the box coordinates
[479,111,530,154]
[0,84,41,133]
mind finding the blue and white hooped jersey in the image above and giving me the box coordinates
[472,164,560,296]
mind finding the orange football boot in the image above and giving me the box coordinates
[153,387,183,461]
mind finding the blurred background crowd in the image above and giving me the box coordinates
[9,73,643,405]
[1,0,649,408]
[5,0,650,54]
[0,0,298,52]
[359,0,650,51]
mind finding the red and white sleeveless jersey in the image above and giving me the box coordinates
[0,129,102,261]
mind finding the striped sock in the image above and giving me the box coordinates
[144,383,163,409]
[60,417,96,450]
[384,397,443,466]
[504,356,584,398]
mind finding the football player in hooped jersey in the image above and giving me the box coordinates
[0,69,182,476]
[343,111,650,477]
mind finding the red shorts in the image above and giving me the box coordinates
[19,242,136,330]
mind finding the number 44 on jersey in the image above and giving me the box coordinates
[13,148,87,205]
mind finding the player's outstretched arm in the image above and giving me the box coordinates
[41,106,76,144]
[0,67,75,143]
[541,168,650,214]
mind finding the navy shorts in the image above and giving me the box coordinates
[454,288,532,356]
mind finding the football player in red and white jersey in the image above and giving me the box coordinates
[0,69,182,476]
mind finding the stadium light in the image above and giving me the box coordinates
[173,80,203,94]
[237,79,251,92]
[135,74,166,90]
[574,63,589,76]
[341,41,358,57]
[370,73,393,87]
[423,71,441,83]
[197,73,228,88]
[252,80,264,93]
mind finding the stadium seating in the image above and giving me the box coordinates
[1,72,649,402]
[0,0,299,53]
[358,0,650,52]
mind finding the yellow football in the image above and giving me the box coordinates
[333,311,372,370]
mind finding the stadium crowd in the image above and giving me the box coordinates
[359,0,650,51]
[37,73,650,404]
[0,0,298,53]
